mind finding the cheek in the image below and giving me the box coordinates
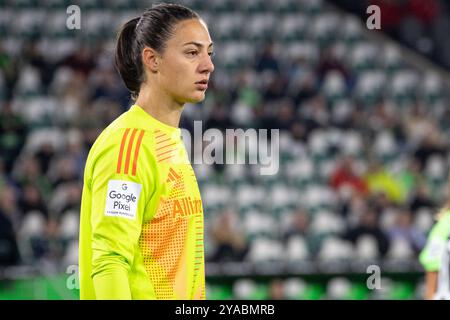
[163,61,192,90]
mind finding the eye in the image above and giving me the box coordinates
[186,50,198,57]
[208,51,215,58]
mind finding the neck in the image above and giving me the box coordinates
[135,84,184,128]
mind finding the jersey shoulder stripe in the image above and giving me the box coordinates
[116,128,130,174]
[124,128,138,174]
[116,128,146,176]
[132,129,146,176]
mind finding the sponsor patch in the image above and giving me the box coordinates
[104,180,142,220]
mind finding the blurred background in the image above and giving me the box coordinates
[0,0,449,300]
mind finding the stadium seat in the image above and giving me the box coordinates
[339,129,363,157]
[349,42,378,71]
[387,238,414,259]
[389,70,419,106]
[213,13,244,41]
[318,237,354,261]
[62,240,78,267]
[322,70,347,103]
[247,237,284,261]
[23,127,64,154]
[355,235,379,260]
[340,15,363,45]
[278,14,309,42]
[273,0,302,14]
[383,45,403,73]
[310,211,345,235]
[233,278,268,300]
[413,208,434,234]
[236,184,265,213]
[354,70,386,106]
[373,131,397,163]
[309,13,340,47]
[326,277,352,300]
[283,277,308,299]
[243,210,278,239]
[59,210,79,241]
[422,72,443,106]
[286,235,310,261]
[268,183,297,215]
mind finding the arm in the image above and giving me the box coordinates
[89,135,151,299]
[424,271,438,300]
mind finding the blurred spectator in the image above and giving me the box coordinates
[31,218,64,262]
[61,46,96,77]
[287,58,318,106]
[23,41,55,92]
[90,67,126,104]
[364,160,405,204]
[34,142,56,175]
[57,183,82,216]
[394,158,422,201]
[0,185,21,266]
[330,156,369,196]
[13,156,52,199]
[317,45,351,83]
[342,209,390,257]
[273,99,296,132]
[255,42,280,73]
[263,73,288,102]
[408,183,435,214]
[205,104,233,131]
[208,209,249,262]
[268,278,286,300]
[18,184,48,219]
[0,44,19,100]
[0,102,27,172]
[387,208,426,254]
[413,131,447,171]
[49,157,80,189]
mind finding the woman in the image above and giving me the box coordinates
[79,3,214,299]
[419,178,450,300]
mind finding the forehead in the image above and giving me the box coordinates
[168,19,213,47]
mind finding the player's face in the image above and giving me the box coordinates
[158,19,215,104]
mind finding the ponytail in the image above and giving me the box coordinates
[115,17,141,100]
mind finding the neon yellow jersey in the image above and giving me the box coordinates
[79,104,205,300]
[419,211,450,272]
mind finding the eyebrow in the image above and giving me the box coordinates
[182,41,214,49]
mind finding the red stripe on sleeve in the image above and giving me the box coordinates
[116,128,130,174]
[124,128,138,174]
[131,130,145,176]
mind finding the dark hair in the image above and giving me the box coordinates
[115,3,200,100]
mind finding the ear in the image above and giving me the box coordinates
[142,47,160,73]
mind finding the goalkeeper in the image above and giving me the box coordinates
[78,3,214,299]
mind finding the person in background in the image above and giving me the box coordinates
[419,175,450,299]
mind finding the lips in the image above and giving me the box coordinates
[195,79,208,90]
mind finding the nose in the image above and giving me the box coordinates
[199,54,215,74]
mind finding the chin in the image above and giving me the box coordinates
[186,92,206,104]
